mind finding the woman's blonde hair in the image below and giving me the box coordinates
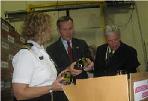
[22,12,51,41]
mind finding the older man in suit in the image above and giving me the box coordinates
[46,16,94,101]
[94,25,140,77]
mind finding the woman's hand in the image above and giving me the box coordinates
[83,58,94,71]
[51,77,64,91]
[58,69,70,78]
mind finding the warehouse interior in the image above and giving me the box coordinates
[1,1,148,101]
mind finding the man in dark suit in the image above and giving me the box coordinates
[94,25,140,77]
[46,16,94,101]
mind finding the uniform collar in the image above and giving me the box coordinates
[27,40,49,60]
[27,40,44,49]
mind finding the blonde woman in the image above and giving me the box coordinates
[12,13,74,101]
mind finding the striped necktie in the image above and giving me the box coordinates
[67,41,73,62]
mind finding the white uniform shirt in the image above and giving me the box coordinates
[12,40,57,87]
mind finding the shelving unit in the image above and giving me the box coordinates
[1,18,26,101]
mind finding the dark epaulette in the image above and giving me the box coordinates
[21,43,33,50]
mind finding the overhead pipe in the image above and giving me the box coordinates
[27,1,104,12]
[5,2,103,22]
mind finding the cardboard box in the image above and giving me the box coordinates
[1,29,9,39]
[1,68,11,81]
[129,72,148,101]
[1,18,20,101]
[1,88,13,101]
[1,49,9,62]
[64,75,129,101]
[64,72,148,101]
[1,39,9,61]
[1,39,9,50]
[1,19,10,32]
[8,62,14,78]
[19,36,26,44]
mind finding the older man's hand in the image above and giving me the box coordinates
[83,58,94,72]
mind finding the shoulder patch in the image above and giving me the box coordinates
[21,43,33,50]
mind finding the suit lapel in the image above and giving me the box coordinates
[72,39,81,61]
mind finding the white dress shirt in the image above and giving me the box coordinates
[61,37,72,53]
[12,40,57,87]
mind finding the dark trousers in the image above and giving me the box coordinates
[53,91,68,101]
[13,93,52,101]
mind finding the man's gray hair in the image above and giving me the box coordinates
[104,25,120,35]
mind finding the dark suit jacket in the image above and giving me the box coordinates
[94,42,140,77]
[46,38,92,79]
